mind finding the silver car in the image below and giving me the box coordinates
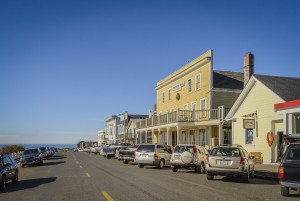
[205,144,255,182]
[135,144,173,169]
[171,144,208,174]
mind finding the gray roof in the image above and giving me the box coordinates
[254,74,300,101]
[213,70,244,90]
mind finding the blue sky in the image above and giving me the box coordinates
[1,0,300,144]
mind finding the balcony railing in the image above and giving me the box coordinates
[136,106,227,129]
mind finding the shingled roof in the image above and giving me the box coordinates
[254,74,300,102]
[213,70,244,90]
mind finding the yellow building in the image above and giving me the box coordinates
[226,75,300,163]
[136,50,250,149]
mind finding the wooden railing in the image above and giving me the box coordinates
[136,106,226,129]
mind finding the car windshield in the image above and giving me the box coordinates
[286,148,300,160]
[24,149,39,155]
[40,147,46,151]
[210,148,241,157]
[137,145,155,152]
[133,144,140,148]
[174,146,194,153]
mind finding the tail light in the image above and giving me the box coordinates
[193,146,197,154]
[278,167,284,179]
[206,154,210,162]
[154,153,158,160]
[240,157,245,165]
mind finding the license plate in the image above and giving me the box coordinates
[218,160,228,165]
[174,155,180,159]
[141,154,148,158]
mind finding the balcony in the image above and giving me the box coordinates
[136,106,228,129]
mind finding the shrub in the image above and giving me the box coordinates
[0,145,25,154]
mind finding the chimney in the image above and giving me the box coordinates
[244,52,254,87]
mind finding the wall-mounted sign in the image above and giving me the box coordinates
[173,82,185,92]
[243,119,255,129]
[176,93,180,101]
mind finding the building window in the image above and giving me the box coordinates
[191,102,196,121]
[168,89,171,101]
[190,130,195,144]
[182,131,186,144]
[200,98,206,117]
[199,129,205,146]
[162,92,165,103]
[183,104,188,120]
[188,79,192,93]
[245,128,254,145]
[196,74,201,90]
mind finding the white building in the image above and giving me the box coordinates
[105,115,119,144]
[97,130,107,146]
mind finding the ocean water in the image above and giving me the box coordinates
[0,144,77,149]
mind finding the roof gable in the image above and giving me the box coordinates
[254,75,300,102]
[213,70,244,90]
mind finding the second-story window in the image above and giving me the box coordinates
[162,92,165,103]
[188,79,192,93]
[196,74,201,90]
[168,89,171,101]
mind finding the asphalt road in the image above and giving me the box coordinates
[1,151,299,201]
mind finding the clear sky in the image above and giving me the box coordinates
[1,0,300,144]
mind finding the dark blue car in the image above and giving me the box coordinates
[0,154,19,190]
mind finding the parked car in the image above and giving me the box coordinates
[205,144,255,182]
[39,147,51,160]
[0,154,19,190]
[135,144,173,169]
[103,145,129,159]
[118,144,140,164]
[115,147,129,159]
[278,143,300,196]
[170,144,208,173]
[21,148,43,167]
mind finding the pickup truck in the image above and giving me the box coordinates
[118,144,140,164]
[279,143,300,196]
[103,145,128,159]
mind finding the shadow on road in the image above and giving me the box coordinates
[42,161,66,166]
[1,177,57,193]
[48,155,67,160]
[218,176,279,185]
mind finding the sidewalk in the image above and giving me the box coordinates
[254,163,279,179]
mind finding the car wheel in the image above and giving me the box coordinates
[21,164,25,168]
[138,164,144,168]
[243,170,250,183]
[158,160,165,169]
[195,165,201,174]
[0,175,6,190]
[39,159,43,166]
[123,160,128,164]
[206,173,214,180]
[12,171,18,184]
[171,166,178,172]
[250,168,255,178]
[281,185,289,197]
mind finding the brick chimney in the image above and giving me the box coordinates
[244,52,254,87]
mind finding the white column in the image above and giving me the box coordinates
[177,125,180,145]
[219,123,223,145]
[167,127,170,146]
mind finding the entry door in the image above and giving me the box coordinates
[172,131,177,147]
[277,131,284,162]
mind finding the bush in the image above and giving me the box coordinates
[0,145,25,154]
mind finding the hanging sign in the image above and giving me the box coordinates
[243,119,255,129]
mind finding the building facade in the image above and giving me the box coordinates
[136,50,248,149]
[226,75,300,163]
[105,115,119,144]
[97,130,107,146]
